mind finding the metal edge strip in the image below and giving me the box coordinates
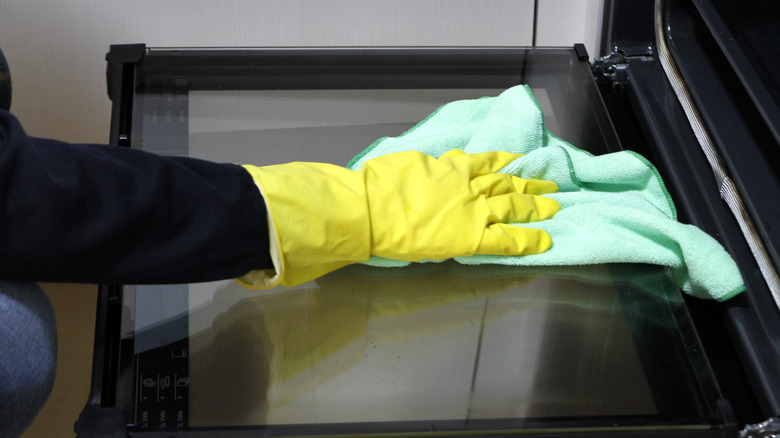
[653,0,780,311]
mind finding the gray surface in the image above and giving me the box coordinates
[185,263,659,426]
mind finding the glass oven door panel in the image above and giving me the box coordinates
[122,263,720,432]
[118,48,725,434]
[185,265,664,426]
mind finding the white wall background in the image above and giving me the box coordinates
[0,0,604,144]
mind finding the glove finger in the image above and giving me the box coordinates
[441,150,525,176]
[485,193,561,223]
[439,149,466,159]
[471,172,559,196]
[477,224,553,256]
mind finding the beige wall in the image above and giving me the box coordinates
[0,0,603,144]
[536,0,604,55]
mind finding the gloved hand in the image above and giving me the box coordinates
[237,150,560,288]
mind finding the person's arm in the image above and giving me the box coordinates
[0,109,273,284]
[1,109,560,287]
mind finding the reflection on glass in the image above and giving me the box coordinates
[186,89,509,166]
[183,262,710,428]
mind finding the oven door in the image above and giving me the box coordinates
[77,46,740,437]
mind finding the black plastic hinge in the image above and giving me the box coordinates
[105,44,146,102]
[574,43,589,61]
[105,44,146,147]
[717,399,739,438]
[74,405,127,438]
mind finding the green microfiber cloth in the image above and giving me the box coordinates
[347,85,744,301]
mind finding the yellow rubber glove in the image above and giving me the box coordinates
[238,150,560,288]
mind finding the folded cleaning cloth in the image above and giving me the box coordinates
[347,85,744,301]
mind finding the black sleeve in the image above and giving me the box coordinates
[0,109,273,284]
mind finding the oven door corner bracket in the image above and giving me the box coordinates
[592,51,654,92]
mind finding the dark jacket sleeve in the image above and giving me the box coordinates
[0,109,273,284]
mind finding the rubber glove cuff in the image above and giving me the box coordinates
[237,163,371,288]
